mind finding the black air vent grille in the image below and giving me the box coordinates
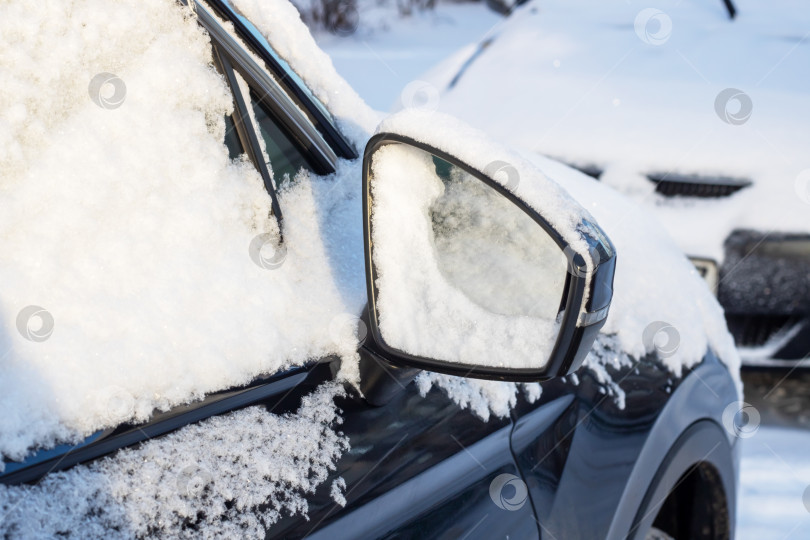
[648,173,751,198]
[726,314,800,348]
[553,159,602,180]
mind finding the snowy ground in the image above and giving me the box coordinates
[738,424,810,539]
[311,3,810,538]
[738,370,810,539]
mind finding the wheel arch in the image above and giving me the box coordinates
[605,353,740,540]
[629,420,735,540]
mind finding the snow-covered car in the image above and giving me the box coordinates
[1,0,740,538]
[422,0,810,367]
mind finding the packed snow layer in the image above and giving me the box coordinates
[737,426,810,540]
[0,0,363,462]
[424,0,810,262]
[0,383,348,539]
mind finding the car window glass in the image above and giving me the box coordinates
[223,113,244,160]
[249,91,314,186]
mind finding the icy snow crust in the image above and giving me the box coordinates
[424,0,810,262]
[0,383,348,539]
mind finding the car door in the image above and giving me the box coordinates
[206,16,543,538]
[263,368,540,539]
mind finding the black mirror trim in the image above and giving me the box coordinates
[362,133,615,382]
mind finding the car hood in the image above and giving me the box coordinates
[424,0,810,259]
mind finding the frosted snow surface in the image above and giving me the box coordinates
[0,383,348,539]
[422,0,810,262]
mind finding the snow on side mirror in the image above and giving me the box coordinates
[362,133,616,381]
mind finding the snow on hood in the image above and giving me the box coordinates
[524,154,740,383]
[424,0,810,261]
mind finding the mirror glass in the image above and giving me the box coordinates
[369,142,569,370]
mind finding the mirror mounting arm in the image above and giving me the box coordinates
[359,346,421,407]
[358,306,421,406]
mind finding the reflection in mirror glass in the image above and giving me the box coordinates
[369,142,569,370]
[429,155,566,320]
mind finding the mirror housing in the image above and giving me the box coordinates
[362,133,616,382]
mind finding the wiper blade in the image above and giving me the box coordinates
[722,0,736,19]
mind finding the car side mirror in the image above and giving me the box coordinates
[362,132,616,381]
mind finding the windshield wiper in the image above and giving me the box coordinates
[722,0,736,19]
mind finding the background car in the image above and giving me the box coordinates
[420,0,810,367]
